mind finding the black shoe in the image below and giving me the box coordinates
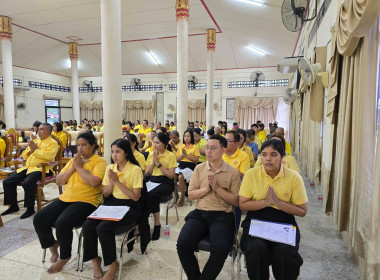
[151,225,161,241]
[20,209,35,219]
[1,205,19,216]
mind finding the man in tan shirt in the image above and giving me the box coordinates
[177,134,240,280]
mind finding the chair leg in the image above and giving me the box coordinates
[174,201,179,222]
[36,187,42,211]
[76,230,83,271]
[179,264,183,280]
[237,249,242,280]
[166,201,169,226]
[42,248,46,263]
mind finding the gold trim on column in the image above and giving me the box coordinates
[176,0,189,21]
[207,28,216,51]
[69,42,78,61]
[0,16,12,41]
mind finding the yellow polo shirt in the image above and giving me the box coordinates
[134,124,142,132]
[286,142,292,155]
[258,130,267,143]
[254,154,300,173]
[253,137,262,150]
[176,144,200,163]
[126,129,135,133]
[196,138,207,163]
[142,140,154,153]
[146,149,177,176]
[202,125,206,131]
[240,165,308,209]
[59,154,107,207]
[222,148,250,175]
[134,150,146,171]
[52,131,67,148]
[18,136,59,174]
[0,138,6,167]
[99,125,104,132]
[139,127,152,141]
[240,144,255,168]
[102,161,143,199]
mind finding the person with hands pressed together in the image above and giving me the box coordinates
[33,132,107,274]
[82,139,143,280]
[2,123,59,219]
[175,129,200,207]
[145,132,177,240]
[169,130,181,153]
[177,134,240,280]
[239,139,308,280]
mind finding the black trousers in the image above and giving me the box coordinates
[3,169,43,208]
[82,196,140,266]
[146,176,174,214]
[33,199,96,259]
[177,209,234,280]
[240,208,303,280]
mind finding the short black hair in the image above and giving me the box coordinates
[170,130,180,137]
[77,132,99,149]
[261,139,285,157]
[41,123,53,133]
[209,134,227,148]
[0,121,6,129]
[193,128,202,136]
[207,128,215,136]
[251,124,258,128]
[53,122,63,132]
[33,121,42,129]
[226,130,240,142]
[236,129,247,139]
[259,123,265,129]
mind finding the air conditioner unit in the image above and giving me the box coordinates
[277,56,303,73]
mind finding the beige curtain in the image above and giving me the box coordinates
[80,101,103,120]
[188,99,206,122]
[123,100,156,123]
[327,0,380,120]
[325,11,379,279]
[235,98,278,129]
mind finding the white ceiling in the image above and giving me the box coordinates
[0,0,299,77]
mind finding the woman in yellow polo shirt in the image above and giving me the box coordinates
[33,132,107,274]
[52,122,67,149]
[239,139,308,280]
[145,132,177,240]
[82,138,143,280]
[124,133,146,172]
[176,129,200,207]
[254,135,300,173]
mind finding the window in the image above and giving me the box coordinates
[29,81,70,92]
[169,82,221,91]
[227,79,289,88]
[45,99,61,124]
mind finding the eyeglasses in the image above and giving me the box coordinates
[204,146,220,152]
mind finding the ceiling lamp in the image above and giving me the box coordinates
[246,45,267,56]
[237,0,265,7]
[147,51,160,65]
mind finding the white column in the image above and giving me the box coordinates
[176,0,189,136]
[101,0,122,163]
[0,16,15,128]
[70,57,80,123]
[206,28,216,129]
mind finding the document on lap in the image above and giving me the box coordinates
[88,205,130,221]
[249,219,296,246]
[146,181,161,192]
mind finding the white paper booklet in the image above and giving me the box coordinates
[146,181,161,192]
[249,219,296,246]
[88,205,130,221]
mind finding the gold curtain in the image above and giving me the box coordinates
[188,99,206,122]
[327,0,380,120]
[123,100,156,123]
[235,98,278,129]
[325,15,379,279]
[80,101,103,120]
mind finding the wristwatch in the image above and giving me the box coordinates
[156,163,162,168]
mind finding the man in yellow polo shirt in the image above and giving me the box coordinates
[275,127,292,155]
[138,120,152,144]
[257,123,267,143]
[222,131,250,180]
[2,123,59,219]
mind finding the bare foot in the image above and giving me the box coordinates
[92,257,103,280]
[101,261,119,280]
[49,242,59,263]
[177,199,184,207]
[47,258,70,274]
